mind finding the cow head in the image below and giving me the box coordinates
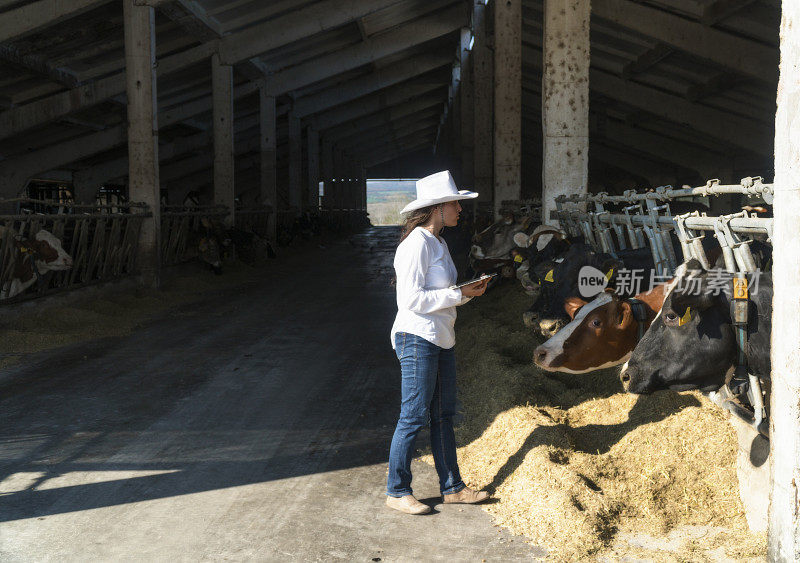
[534,250,623,339]
[15,230,73,272]
[534,291,637,373]
[620,261,735,394]
[198,236,222,275]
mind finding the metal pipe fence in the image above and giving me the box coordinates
[160,205,229,266]
[0,200,149,302]
[549,178,775,436]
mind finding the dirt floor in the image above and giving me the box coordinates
[419,276,767,562]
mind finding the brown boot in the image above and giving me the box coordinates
[442,486,490,504]
[385,494,432,515]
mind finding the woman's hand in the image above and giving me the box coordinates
[460,278,488,297]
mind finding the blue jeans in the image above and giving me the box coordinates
[386,332,465,497]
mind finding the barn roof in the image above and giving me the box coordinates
[0,0,780,195]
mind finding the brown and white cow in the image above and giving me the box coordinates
[1,228,73,299]
[532,282,671,373]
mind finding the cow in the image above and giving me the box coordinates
[533,284,669,373]
[470,210,529,261]
[224,226,276,265]
[522,243,624,337]
[0,228,73,299]
[183,219,224,274]
[620,259,772,395]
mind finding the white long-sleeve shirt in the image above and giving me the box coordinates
[390,226,471,350]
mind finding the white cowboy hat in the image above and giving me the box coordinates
[400,170,479,214]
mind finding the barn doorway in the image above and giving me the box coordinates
[366,178,417,226]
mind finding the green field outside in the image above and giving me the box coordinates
[367,179,417,226]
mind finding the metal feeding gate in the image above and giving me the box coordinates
[160,205,229,266]
[235,206,272,239]
[0,198,149,302]
[551,178,774,437]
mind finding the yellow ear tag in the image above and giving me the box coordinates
[514,254,523,263]
[678,307,692,326]
[605,268,614,281]
[544,269,554,282]
[733,278,748,299]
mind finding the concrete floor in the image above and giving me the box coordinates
[0,227,543,562]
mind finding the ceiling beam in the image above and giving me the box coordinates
[621,43,673,79]
[324,96,445,142]
[291,52,452,118]
[0,0,112,43]
[216,0,408,64]
[264,4,466,96]
[311,85,444,131]
[0,0,418,140]
[701,0,758,26]
[590,69,771,154]
[592,0,778,83]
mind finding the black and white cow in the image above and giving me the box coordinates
[620,259,772,394]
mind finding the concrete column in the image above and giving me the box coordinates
[360,165,367,211]
[769,1,800,558]
[322,138,334,209]
[212,52,234,224]
[123,0,160,287]
[258,84,277,241]
[493,0,521,216]
[307,127,320,209]
[288,111,302,211]
[541,0,590,225]
[451,61,462,184]
[332,149,342,210]
[460,27,475,189]
[473,0,493,205]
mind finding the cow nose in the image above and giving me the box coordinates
[539,318,560,337]
[533,346,548,366]
[620,369,631,390]
[523,310,540,328]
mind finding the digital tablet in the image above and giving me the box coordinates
[449,273,498,290]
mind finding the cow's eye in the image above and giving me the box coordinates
[591,319,601,327]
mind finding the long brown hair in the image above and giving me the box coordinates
[398,204,439,245]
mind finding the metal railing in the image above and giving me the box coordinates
[0,200,149,302]
[549,178,774,437]
[552,178,774,277]
[235,206,272,239]
[160,205,229,266]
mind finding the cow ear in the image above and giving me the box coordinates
[617,299,632,326]
[564,296,587,319]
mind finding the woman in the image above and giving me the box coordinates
[386,171,490,515]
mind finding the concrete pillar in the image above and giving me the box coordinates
[360,165,367,211]
[451,60,462,184]
[288,112,302,211]
[258,84,277,241]
[769,1,800,558]
[541,0,590,225]
[307,127,320,209]
[212,52,234,224]
[473,0,493,206]
[123,0,160,287]
[322,138,334,209]
[493,0,521,217]
[460,27,475,189]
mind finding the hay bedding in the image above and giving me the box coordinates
[0,261,259,371]
[418,282,766,561]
